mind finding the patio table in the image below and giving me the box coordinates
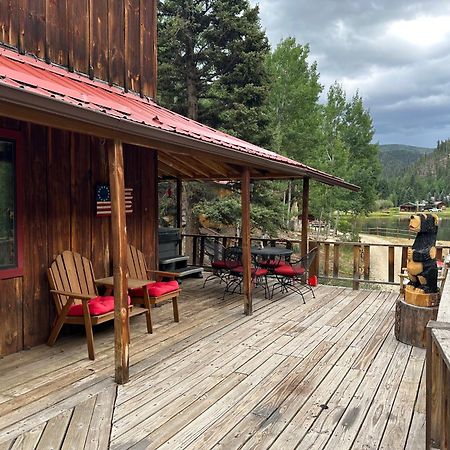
[95,276,154,295]
[251,247,293,259]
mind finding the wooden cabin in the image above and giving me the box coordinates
[0,1,357,382]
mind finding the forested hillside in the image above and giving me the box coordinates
[379,144,433,178]
[379,140,450,204]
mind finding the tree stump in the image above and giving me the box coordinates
[395,298,438,348]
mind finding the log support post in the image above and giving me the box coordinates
[241,168,252,315]
[108,139,129,384]
[176,177,182,255]
[301,177,310,258]
[147,151,159,271]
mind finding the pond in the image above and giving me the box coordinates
[358,215,450,241]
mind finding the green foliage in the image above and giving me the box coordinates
[266,38,323,161]
[194,196,241,226]
[309,84,380,217]
[192,181,287,235]
[158,0,272,146]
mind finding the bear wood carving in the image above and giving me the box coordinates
[406,213,439,294]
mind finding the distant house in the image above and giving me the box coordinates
[399,202,418,212]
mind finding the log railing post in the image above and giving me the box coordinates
[388,246,395,283]
[333,243,340,279]
[309,240,319,279]
[199,236,205,266]
[353,244,361,290]
[108,139,129,385]
[324,243,330,278]
[363,245,370,281]
[192,235,198,266]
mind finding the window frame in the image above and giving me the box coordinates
[0,129,24,280]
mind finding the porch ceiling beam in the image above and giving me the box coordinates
[189,156,232,178]
[158,156,196,178]
[162,152,211,178]
[157,161,180,178]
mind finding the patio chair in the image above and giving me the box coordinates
[271,247,318,303]
[47,250,149,360]
[127,244,181,333]
[202,239,228,288]
[223,250,270,299]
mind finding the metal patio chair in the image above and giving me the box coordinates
[271,247,318,303]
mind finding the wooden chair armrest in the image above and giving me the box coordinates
[146,270,178,279]
[50,290,96,301]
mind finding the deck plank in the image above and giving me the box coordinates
[0,281,426,450]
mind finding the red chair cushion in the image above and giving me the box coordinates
[259,259,288,268]
[212,260,228,269]
[68,295,131,317]
[274,265,305,277]
[230,267,268,277]
[130,280,179,298]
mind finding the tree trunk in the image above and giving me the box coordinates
[183,30,199,261]
[186,33,198,121]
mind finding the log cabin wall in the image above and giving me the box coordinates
[0,0,157,98]
[0,117,158,356]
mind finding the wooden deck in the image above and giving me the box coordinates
[0,280,426,449]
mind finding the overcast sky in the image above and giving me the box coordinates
[249,0,450,147]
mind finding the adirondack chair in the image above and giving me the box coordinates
[127,244,181,333]
[47,250,149,360]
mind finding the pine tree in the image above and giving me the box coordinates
[158,0,272,146]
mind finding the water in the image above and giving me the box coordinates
[358,215,450,241]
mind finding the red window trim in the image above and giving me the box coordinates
[0,129,24,280]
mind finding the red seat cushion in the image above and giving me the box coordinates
[68,295,130,317]
[274,265,305,277]
[230,266,268,277]
[259,259,288,268]
[212,260,228,269]
[130,280,179,298]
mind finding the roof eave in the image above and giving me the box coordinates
[0,83,359,191]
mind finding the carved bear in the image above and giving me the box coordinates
[406,213,439,294]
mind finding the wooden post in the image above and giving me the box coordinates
[333,243,340,279]
[176,178,182,231]
[309,240,319,279]
[364,245,370,280]
[324,243,330,278]
[388,246,395,283]
[301,177,310,258]
[146,151,159,271]
[353,244,361,290]
[108,139,129,384]
[241,167,252,315]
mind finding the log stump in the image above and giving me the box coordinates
[395,298,438,348]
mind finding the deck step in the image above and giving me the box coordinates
[159,255,189,265]
[170,266,203,278]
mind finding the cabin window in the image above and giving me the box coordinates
[0,132,22,279]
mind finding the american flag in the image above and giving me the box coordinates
[96,184,133,216]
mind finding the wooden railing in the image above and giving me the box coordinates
[427,267,450,449]
[364,226,413,239]
[182,233,450,289]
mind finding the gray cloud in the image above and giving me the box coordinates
[250,0,450,147]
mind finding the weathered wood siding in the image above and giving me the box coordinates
[0,0,157,98]
[0,118,158,356]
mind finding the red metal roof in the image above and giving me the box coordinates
[0,46,358,189]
